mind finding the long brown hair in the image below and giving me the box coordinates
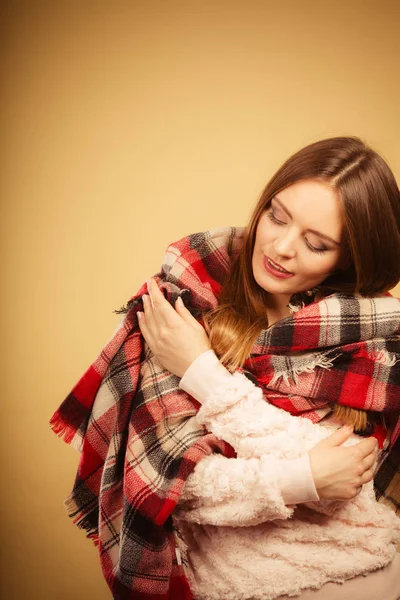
[203,136,400,430]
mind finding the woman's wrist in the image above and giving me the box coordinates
[179,349,234,402]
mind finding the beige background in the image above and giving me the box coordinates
[1,1,400,598]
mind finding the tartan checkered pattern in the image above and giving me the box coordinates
[246,293,400,421]
[49,226,400,600]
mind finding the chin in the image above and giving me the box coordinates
[255,272,294,295]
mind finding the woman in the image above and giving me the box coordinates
[50,136,400,600]
[136,137,400,599]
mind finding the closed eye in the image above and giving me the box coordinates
[267,207,330,255]
[305,239,328,255]
[267,210,286,226]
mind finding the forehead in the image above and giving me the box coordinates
[276,179,343,238]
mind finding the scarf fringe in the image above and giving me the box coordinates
[49,413,83,452]
[113,297,140,315]
[270,352,338,386]
[64,495,101,547]
[373,349,399,366]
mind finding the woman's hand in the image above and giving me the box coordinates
[137,278,212,378]
[308,426,378,500]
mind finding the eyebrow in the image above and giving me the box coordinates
[272,196,341,246]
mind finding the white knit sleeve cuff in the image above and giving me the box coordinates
[278,454,320,505]
[179,349,234,403]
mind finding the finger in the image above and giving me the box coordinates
[360,467,374,485]
[138,312,159,358]
[142,295,159,339]
[362,447,378,471]
[360,469,374,483]
[175,296,201,327]
[324,425,354,447]
[354,436,378,459]
[142,294,155,320]
[146,283,176,330]
[147,278,181,327]
[137,311,152,344]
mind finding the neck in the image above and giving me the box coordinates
[265,293,292,326]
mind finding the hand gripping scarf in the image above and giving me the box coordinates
[49,226,400,600]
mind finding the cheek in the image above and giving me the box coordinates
[254,218,274,247]
[299,255,339,281]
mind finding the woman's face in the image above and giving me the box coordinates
[252,179,346,304]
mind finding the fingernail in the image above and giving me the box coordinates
[143,294,148,305]
[177,296,183,306]
[137,311,142,320]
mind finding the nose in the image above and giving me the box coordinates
[273,229,296,259]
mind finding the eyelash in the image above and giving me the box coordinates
[266,210,328,255]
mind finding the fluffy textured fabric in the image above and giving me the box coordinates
[173,370,400,599]
[49,226,400,599]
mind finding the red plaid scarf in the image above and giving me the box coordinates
[49,227,400,600]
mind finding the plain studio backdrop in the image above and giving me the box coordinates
[1,1,399,598]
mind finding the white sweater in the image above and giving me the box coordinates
[172,350,400,600]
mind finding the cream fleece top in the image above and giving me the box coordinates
[172,350,400,600]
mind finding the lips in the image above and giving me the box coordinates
[267,257,292,273]
[263,256,294,279]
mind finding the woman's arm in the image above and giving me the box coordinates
[174,351,379,527]
[174,451,312,526]
[180,349,318,456]
[180,349,378,503]
[139,280,378,504]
